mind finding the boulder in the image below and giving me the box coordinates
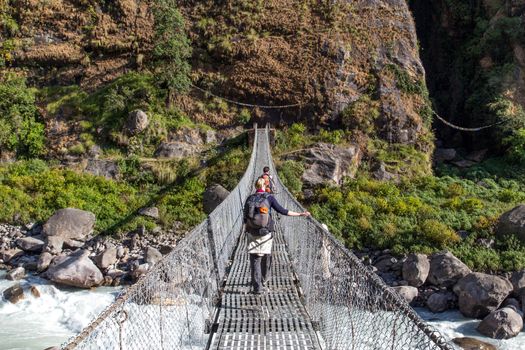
[203,184,230,214]
[43,208,96,242]
[428,251,471,287]
[0,248,24,263]
[433,148,457,163]
[16,236,45,252]
[170,127,204,145]
[402,253,430,287]
[426,293,449,313]
[46,250,103,288]
[37,252,54,272]
[284,143,361,186]
[30,285,41,298]
[138,207,160,220]
[374,256,397,272]
[495,205,525,243]
[392,286,418,304]
[453,272,513,318]
[145,247,162,265]
[510,269,525,294]
[127,110,149,134]
[452,337,497,350]
[3,283,24,303]
[477,307,523,339]
[154,141,200,159]
[85,159,120,180]
[45,236,64,254]
[63,238,85,249]
[94,247,118,270]
[6,267,25,281]
[371,162,398,182]
[131,263,149,280]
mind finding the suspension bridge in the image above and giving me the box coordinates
[63,126,454,350]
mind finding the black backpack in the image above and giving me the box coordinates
[244,193,272,236]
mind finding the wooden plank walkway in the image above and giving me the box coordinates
[207,228,322,349]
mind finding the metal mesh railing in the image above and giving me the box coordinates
[64,126,454,350]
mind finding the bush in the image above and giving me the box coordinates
[278,160,304,197]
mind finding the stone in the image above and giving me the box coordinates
[495,205,525,243]
[138,207,160,220]
[453,272,513,318]
[127,110,149,134]
[426,293,449,313]
[374,256,397,272]
[452,337,497,350]
[170,127,204,145]
[204,129,217,144]
[6,267,25,281]
[85,159,120,180]
[46,250,103,288]
[371,162,399,181]
[63,238,85,250]
[45,236,64,254]
[159,245,173,255]
[477,307,523,339]
[402,253,430,287]
[284,143,361,186]
[510,270,525,294]
[428,251,471,287]
[433,148,457,163]
[16,236,45,252]
[116,245,126,259]
[94,247,118,270]
[0,248,24,263]
[452,160,477,168]
[102,275,113,286]
[131,263,149,280]
[43,208,96,242]
[145,246,162,265]
[30,286,41,298]
[106,269,126,279]
[392,286,418,304]
[203,184,230,214]
[154,141,200,159]
[3,283,24,303]
[37,252,54,272]
[502,298,521,311]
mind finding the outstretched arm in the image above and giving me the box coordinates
[286,210,311,217]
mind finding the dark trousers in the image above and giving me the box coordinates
[249,253,272,292]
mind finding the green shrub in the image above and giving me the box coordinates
[341,95,380,134]
[278,160,304,197]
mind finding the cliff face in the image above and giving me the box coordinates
[410,0,525,151]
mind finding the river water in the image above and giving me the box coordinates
[1,272,524,350]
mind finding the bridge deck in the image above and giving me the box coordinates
[208,228,322,350]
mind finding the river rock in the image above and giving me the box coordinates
[131,263,149,280]
[0,248,24,263]
[145,246,162,265]
[6,267,25,281]
[402,253,429,287]
[127,110,149,134]
[37,252,54,272]
[452,337,497,350]
[45,236,64,254]
[477,307,523,339]
[43,208,96,242]
[3,283,24,303]
[453,272,513,318]
[510,269,525,294]
[495,205,525,243]
[94,247,117,270]
[46,250,103,288]
[16,236,45,252]
[428,251,471,287]
[30,286,41,298]
[426,293,449,313]
[138,207,160,220]
[392,286,418,304]
[203,184,230,214]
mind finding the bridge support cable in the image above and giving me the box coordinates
[63,126,454,350]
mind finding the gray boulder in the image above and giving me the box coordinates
[127,110,149,134]
[46,250,103,288]
[37,252,53,272]
[477,307,523,339]
[433,148,457,164]
[138,207,160,220]
[428,251,471,287]
[94,247,118,270]
[6,267,25,281]
[43,208,96,242]
[452,337,497,350]
[203,184,230,214]
[426,293,449,313]
[0,248,23,263]
[392,286,418,304]
[495,205,525,243]
[16,236,45,252]
[3,283,24,303]
[453,272,513,318]
[131,263,149,280]
[155,141,200,159]
[402,253,429,287]
[145,247,162,265]
[85,159,120,180]
[510,270,525,294]
[371,162,398,182]
[45,236,64,254]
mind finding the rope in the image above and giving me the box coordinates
[191,83,308,109]
[433,110,505,131]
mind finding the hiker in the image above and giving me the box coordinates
[243,177,310,294]
[260,166,275,193]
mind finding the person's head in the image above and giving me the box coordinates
[263,166,270,174]
[255,177,266,190]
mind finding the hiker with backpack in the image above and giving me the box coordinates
[260,166,275,193]
[243,177,310,294]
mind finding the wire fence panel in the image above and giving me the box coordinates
[64,126,454,350]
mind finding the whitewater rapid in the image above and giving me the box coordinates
[0,271,119,350]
